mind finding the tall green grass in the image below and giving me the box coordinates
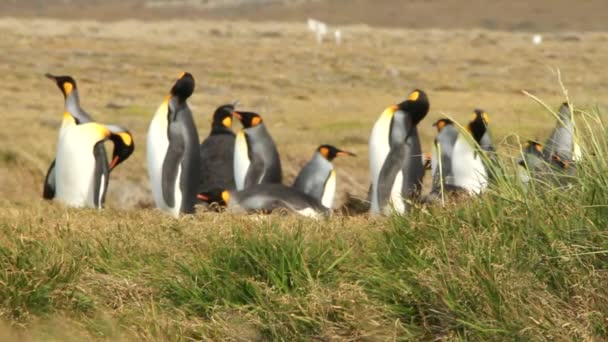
[0,97,606,340]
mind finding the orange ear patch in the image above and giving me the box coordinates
[408,91,420,101]
[437,120,446,131]
[319,147,330,158]
[222,116,232,128]
[221,191,230,203]
[251,116,262,126]
[63,82,73,95]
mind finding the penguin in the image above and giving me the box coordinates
[54,118,119,208]
[233,111,282,190]
[468,109,495,152]
[147,72,201,217]
[43,74,134,200]
[43,73,94,199]
[198,184,329,218]
[430,118,459,195]
[430,118,488,196]
[517,140,548,186]
[198,104,236,197]
[543,102,581,170]
[293,144,355,209]
[467,109,499,179]
[368,89,429,215]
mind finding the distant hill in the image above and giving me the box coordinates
[1,0,607,32]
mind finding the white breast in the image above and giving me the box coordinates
[368,108,394,214]
[321,169,336,209]
[451,134,488,195]
[147,99,171,211]
[386,170,404,215]
[170,165,182,218]
[296,207,322,219]
[234,130,251,190]
[54,124,99,208]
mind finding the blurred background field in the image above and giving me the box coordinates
[1,1,608,340]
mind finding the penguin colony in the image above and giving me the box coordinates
[42,72,581,218]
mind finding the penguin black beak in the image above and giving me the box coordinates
[44,73,57,80]
[233,111,242,120]
[336,150,356,157]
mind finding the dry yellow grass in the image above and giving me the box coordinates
[0,18,606,209]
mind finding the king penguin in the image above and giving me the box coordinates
[467,109,499,179]
[543,102,581,171]
[147,72,201,217]
[368,89,429,215]
[198,104,237,197]
[43,74,134,202]
[43,73,95,199]
[468,109,495,152]
[198,184,329,218]
[233,111,282,190]
[430,117,488,196]
[54,118,118,208]
[517,140,548,186]
[293,144,355,209]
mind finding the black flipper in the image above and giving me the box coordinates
[376,143,407,210]
[162,123,185,208]
[42,159,57,200]
[92,142,110,208]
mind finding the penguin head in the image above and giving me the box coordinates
[197,189,230,206]
[45,73,77,99]
[170,72,195,102]
[397,89,430,125]
[524,140,543,156]
[432,118,454,132]
[317,145,356,161]
[234,111,263,128]
[107,129,135,171]
[212,104,235,129]
[558,102,571,120]
[467,109,490,144]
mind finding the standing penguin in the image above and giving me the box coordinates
[293,145,355,209]
[368,89,429,215]
[430,117,487,196]
[467,109,499,179]
[198,184,329,218]
[468,109,494,152]
[430,118,459,195]
[233,111,282,190]
[543,102,581,170]
[147,72,201,217]
[43,74,134,201]
[198,104,237,196]
[54,118,119,208]
[43,74,94,199]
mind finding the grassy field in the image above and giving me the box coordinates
[1,16,608,340]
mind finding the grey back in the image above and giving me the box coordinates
[293,152,333,201]
[244,124,282,187]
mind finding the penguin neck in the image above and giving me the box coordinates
[210,123,234,136]
[168,96,188,121]
[389,112,409,146]
[64,91,87,122]
[314,152,333,168]
[244,123,266,135]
